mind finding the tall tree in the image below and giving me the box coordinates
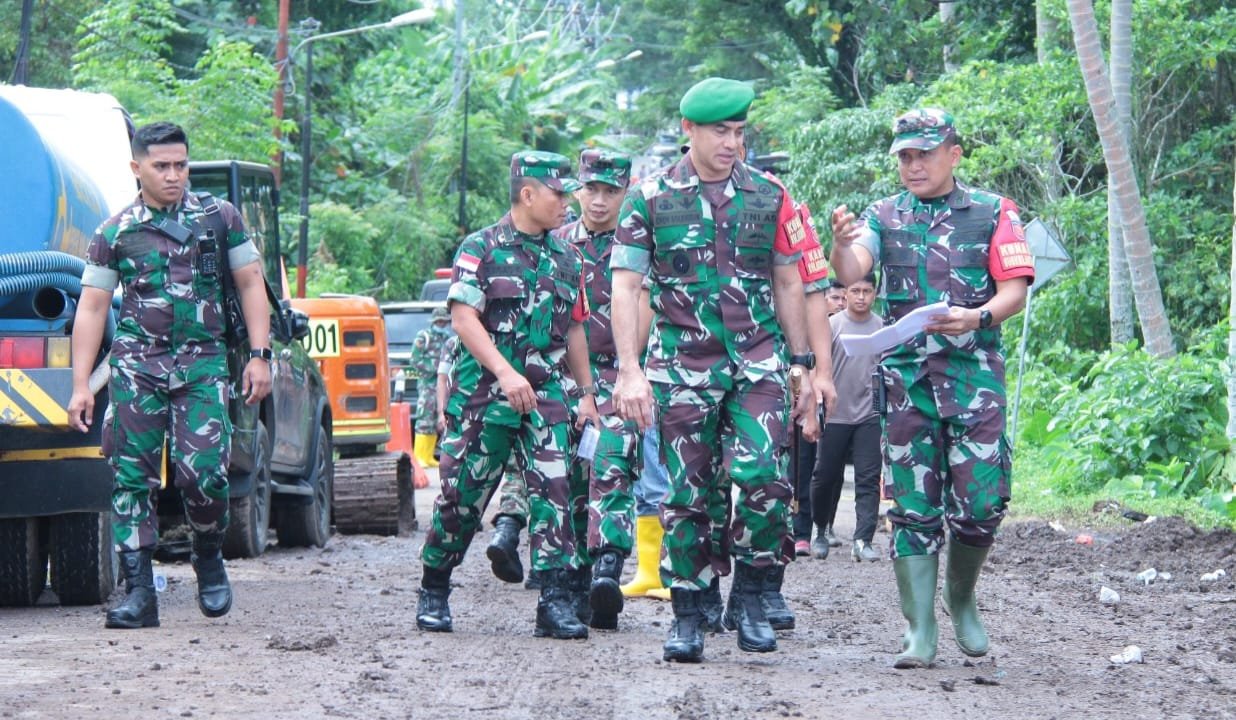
[939,1,959,73]
[1067,0,1171,358]
[1067,0,1174,357]
[1228,152,1236,453]
[1107,0,1135,343]
[1035,0,1058,63]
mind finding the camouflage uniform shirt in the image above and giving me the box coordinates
[81,191,260,374]
[553,219,619,415]
[447,213,588,427]
[853,181,1035,414]
[611,157,808,388]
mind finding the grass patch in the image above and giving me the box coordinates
[1010,444,1235,531]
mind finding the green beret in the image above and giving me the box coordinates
[888,108,956,154]
[679,77,755,124]
[578,149,632,188]
[510,150,582,193]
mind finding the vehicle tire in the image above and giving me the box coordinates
[0,517,48,607]
[224,420,272,559]
[49,512,117,606]
[277,423,333,548]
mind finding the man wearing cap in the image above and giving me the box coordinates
[610,77,819,662]
[830,108,1034,668]
[409,305,453,468]
[548,149,657,629]
[416,150,601,640]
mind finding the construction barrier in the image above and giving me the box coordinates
[385,402,412,455]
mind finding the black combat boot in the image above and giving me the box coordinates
[722,562,777,653]
[589,549,623,629]
[190,532,232,618]
[486,515,524,583]
[699,575,725,632]
[662,587,704,663]
[105,549,160,629]
[761,563,795,630]
[534,569,588,640]
[570,565,594,627]
[416,565,453,632]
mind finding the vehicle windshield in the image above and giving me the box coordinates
[384,311,433,352]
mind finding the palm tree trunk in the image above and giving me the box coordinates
[1108,0,1135,343]
[1067,0,1175,357]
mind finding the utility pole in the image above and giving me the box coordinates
[13,0,34,85]
[272,0,290,187]
[454,2,468,236]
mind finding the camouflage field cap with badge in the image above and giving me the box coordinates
[431,306,450,322]
[577,149,631,188]
[510,150,582,193]
[888,108,957,154]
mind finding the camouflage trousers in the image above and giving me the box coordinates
[413,375,439,434]
[586,413,641,556]
[423,414,580,572]
[494,471,530,523]
[107,359,231,552]
[882,370,1011,558]
[654,377,793,589]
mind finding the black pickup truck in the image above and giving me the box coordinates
[185,161,335,558]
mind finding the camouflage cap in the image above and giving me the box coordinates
[430,306,449,321]
[510,150,582,193]
[578,149,631,188]
[889,108,956,154]
[679,77,755,124]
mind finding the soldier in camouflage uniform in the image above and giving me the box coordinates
[68,122,273,629]
[410,306,452,468]
[550,149,639,630]
[416,151,601,640]
[830,108,1034,668]
[611,78,818,663]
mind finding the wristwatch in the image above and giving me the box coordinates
[568,384,596,399]
[978,310,993,330]
[789,352,815,369]
[249,347,273,362]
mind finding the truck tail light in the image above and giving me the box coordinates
[46,337,72,368]
[0,338,47,369]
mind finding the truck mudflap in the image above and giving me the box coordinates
[0,368,74,427]
[0,368,113,518]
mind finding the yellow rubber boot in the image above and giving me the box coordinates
[414,434,439,468]
[621,515,670,599]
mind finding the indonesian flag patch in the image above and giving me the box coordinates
[456,252,481,274]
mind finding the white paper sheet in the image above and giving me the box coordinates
[839,301,951,355]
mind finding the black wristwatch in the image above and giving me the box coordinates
[249,347,273,362]
[978,309,993,330]
[789,352,815,369]
[569,384,596,399]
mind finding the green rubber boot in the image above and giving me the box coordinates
[942,541,991,657]
[892,554,938,669]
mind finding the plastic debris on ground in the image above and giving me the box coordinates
[1099,586,1121,605]
[1110,645,1144,664]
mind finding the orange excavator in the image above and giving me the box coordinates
[289,295,427,536]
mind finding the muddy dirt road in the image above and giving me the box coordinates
[3,470,1234,720]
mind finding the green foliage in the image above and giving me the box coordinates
[0,0,96,88]
[72,0,181,111]
[169,40,282,162]
[305,200,379,296]
[1019,342,1231,518]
